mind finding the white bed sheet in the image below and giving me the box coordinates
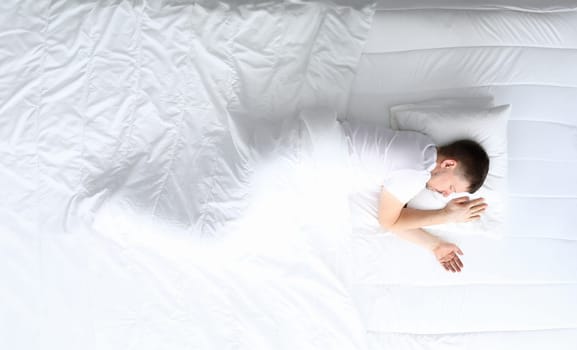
[346,4,577,350]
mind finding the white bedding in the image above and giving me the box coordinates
[2,1,577,350]
[347,4,577,350]
[0,1,371,349]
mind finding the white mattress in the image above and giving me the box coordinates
[347,4,577,349]
[1,1,577,350]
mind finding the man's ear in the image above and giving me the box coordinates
[441,159,457,168]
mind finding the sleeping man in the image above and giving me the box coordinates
[342,121,489,273]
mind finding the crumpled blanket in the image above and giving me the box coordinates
[56,0,375,238]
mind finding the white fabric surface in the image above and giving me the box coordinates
[3,1,577,350]
[347,4,577,350]
[373,0,577,11]
[0,1,373,349]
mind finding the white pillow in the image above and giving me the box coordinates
[390,99,510,238]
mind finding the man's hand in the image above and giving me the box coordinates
[443,196,487,223]
[433,241,464,273]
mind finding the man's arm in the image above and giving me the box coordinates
[377,189,448,231]
[390,227,443,251]
[378,189,486,232]
[378,188,486,273]
[392,228,465,272]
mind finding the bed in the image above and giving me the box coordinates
[1,1,576,349]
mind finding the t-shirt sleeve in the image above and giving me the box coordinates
[382,169,431,204]
[381,131,437,204]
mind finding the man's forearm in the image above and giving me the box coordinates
[388,207,448,232]
[390,227,442,251]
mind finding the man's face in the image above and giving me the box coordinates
[426,159,471,197]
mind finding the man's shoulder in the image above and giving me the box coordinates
[388,130,437,171]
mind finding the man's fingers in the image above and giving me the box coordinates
[467,215,481,221]
[470,204,487,213]
[453,196,470,203]
[450,259,460,272]
[468,197,486,206]
[468,210,485,219]
[457,247,464,255]
[439,252,455,263]
[450,260,460,272]
[454,256,464,269]
[470,208,486,216]
[447,255,463,272]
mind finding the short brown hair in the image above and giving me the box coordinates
[438,140,489,194]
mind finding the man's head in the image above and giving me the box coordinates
[426,140,490,197]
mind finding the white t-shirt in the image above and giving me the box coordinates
[340,120,437,204]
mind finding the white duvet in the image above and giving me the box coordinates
[0,1,373,349]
